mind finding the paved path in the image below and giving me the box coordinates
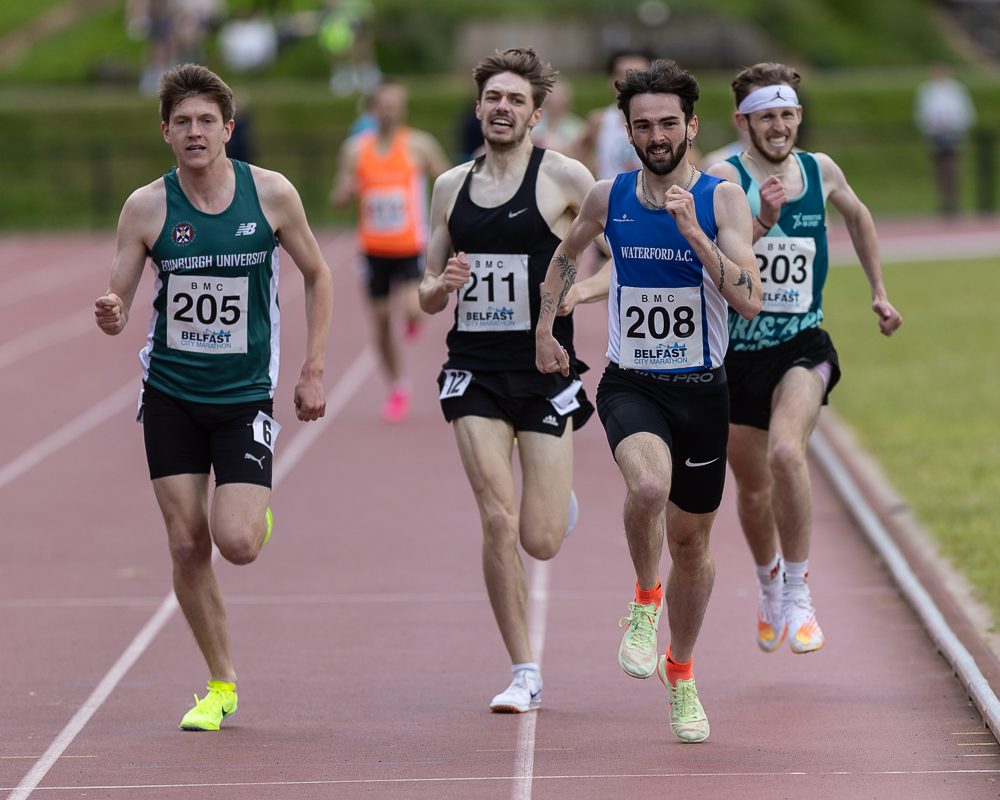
[0,233,997,799]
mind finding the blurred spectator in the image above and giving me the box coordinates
[218,12,278,73]
[228,89,254,164]
[531,81,583,155]
[320,0,381,97]
[572,50,651,179]
[915,63,977,215]
[701,129,751,171]
[457,103,485,163]
[346,91,379,138]
[131,0,223,95]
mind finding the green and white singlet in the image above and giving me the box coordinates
[725,152,829,352]
[141,159,280,403]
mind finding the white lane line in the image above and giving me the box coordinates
[0,246,111,310]
[0,381,137,492]
[6,768,1000,791]
[511,557,551,800]
[6,347,376,800]
[0,310,96,371]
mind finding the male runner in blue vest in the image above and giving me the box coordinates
[707,63,902,655]
[95,64,333,730]
[537,60,761,743]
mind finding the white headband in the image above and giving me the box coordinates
[738,84,799,115]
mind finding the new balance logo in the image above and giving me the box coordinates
[244,453,265,468]
[235,222,257,236]
[542,414,559,427]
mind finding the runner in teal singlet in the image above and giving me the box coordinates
[95,64,333,730]
[708,62,902,656]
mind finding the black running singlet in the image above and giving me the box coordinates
[444,147,576,371]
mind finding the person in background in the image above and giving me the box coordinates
[914,63,977,216]
[532,81,584,155]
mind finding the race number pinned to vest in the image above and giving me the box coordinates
[754,237,815,314]
[618,285,703,370]
[457,253,530,332]
[167,275,249,354]
[549,380,582,416]
[363,189,407,232]
[252,410,281,453]
[439,369,473,400]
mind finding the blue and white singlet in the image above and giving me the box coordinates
[604,170,729,373]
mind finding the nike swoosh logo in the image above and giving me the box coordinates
[508,208,527,218]
[685,457,720,467]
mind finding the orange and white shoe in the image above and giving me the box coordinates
[756,567,786,653]
[785,584,825,654]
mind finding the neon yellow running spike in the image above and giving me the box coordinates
[263,507,273,547]
[618,600,661,679]
[179,681,237,731]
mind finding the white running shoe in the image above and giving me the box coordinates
[657,658,710,743]
[785,583,825,654]
[757,565,786,653]
[565,490,579,538]
[489,669,542,713]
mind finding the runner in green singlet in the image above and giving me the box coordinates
[95,64,333,730]
[708,62,902,657]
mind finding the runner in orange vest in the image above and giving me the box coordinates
[332,81,450,421]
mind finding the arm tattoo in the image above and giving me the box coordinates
[540,291,556,318]
[710,243,726,291]
[555,252,577,283]
[733,268,755,300]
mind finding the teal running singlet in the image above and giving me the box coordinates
[141,159,280,403]
[725,152,828,352]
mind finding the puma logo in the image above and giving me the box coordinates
[244,453,265,468]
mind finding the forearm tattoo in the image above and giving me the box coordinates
[551,252,578,311]
[733,268,755,300]
[711,243,726,291]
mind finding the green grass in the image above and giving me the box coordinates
[823,259,1000,622]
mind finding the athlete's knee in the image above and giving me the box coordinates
[217,539,259,566]
[768,437,808,481]
[626,472,671,514]
[522,528,562,561]
[736,482,772,516]
[667,533,713,572]
[480,506,518,548]
[169,533,212,574]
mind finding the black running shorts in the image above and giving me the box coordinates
[596,363,729,515]
[140,383,277,487]
[725,326,841,431]
[438,367,594,436]
[363,253,423,299]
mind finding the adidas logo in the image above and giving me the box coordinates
[542,414,558,426]
[235,222,257,236]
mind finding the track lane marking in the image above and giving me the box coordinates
[6,346,376,800]
[0,310,97,371]
[5,768,1000,791]
[511,558,550,800]
[0,246,111,310]
[0,380,137,492]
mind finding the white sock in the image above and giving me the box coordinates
[784,559,808,587]
[511,662,541,690]
[755,554,782,587]
[512,662,540,675]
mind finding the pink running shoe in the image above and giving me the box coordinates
[404,320,423,341]
[382,385,411,422]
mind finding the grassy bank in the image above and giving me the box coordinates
[823,258,1000,623]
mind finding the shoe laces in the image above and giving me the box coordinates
[191,686,229,714]
[670,679,699,722]
[619,601,657,648]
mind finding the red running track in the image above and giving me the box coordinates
[0,233,998,799]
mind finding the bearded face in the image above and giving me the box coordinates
[634,131,688,176]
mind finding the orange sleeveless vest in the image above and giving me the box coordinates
[355,126,428,257]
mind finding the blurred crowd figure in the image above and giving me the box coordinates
[531,82,583,154]
[320,0,381,97]
[914,63,977,216]
[128,0,224,95]
[572,50,651,179]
